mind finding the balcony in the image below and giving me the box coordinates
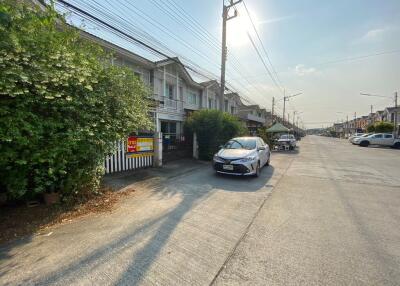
[153,94,183,112]
[240,113,266,124]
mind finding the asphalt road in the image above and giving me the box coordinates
[1,135,399,285]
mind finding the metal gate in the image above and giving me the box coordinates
[104,141,153,174]
[162,134,192,163]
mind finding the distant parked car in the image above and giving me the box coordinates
[213,137,270,177]
[277,134,297,150]
[350,133,373,144]
[353,133,400,148]
[348,133,365,143]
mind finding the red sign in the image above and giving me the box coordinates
[127,136,138,153]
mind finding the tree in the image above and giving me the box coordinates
[185,110,246,160]
[366,124,375,133]
[0,1,152,200]
[373,121,394,133]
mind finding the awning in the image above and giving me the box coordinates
[266,122,290,133]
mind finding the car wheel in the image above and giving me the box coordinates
[254,162,260,177]
[393,142,400,149]
[359,141,369,147]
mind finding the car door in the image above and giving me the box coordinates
[383,134,394,146]
[371,134,383,145]
[257,138,268,165]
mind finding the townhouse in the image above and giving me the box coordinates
[79,30,273,142]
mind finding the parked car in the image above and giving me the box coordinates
[348,133,365,143]
[353,133,400,148]
[213,137,270,177]
[277,134,297,150]
[350,133,373,144]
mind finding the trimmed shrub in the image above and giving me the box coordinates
[185,110,246,160]
[366,124,375,132]
[0,1,152,200]
[373,121,394,133]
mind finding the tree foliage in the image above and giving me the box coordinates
[373,121,394,133]
[185,110,246,160]
[366,124,375,133]
[0,1,152,200]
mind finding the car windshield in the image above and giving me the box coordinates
[224,138,256,150]
[280,135,294,140]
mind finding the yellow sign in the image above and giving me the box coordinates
[127,152,154,158]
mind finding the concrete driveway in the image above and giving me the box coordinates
[1,136,399,285]
[0,149,292,285]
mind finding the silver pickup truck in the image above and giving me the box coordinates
[353,133,400,148]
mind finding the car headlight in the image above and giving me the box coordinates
[235,156,256,163]
[213,155,223,162]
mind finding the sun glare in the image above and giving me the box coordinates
[227,8,259,48]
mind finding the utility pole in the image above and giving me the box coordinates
[220,0,242,111]
[346,115,349,138]
[370,105,373,114]
[272,97,275,122]
[293,111,296,126]
[354,112,357,134]
[395,92,398,137]
[282,90,302,125]
[282,89,286,122]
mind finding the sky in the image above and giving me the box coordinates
[57,0,400,128]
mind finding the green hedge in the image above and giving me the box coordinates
[185,110,246,160]
[0,1,152,200]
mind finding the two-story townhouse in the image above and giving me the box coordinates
[237,105,267,135]
[201,80,220,110]
[374,110,385,122]
[152,58,203,143]
[383,107,400,125]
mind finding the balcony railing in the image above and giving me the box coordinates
[246,113,266,124]
[153,94,183,111]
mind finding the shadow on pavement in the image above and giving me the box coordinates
[11,159,275,285]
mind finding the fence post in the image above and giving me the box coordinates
[193,132,199,159]
[153,132,163,167]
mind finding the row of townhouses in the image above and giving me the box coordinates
[333,106,400,136]
[80,31,273,143]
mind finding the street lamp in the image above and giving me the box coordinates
[360,92,398,136]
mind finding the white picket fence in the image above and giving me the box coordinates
[104,141,153,174]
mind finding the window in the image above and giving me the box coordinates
[224,100,228,112]
[384,134,393,139]
[231,106,235,114]
[374,134,383,138]
[208,98,212,109]
[166,83,174,99]
[188,92,197,105]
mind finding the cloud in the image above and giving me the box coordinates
[291,64,317,76]
[354,26,399,44]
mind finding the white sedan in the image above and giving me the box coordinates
[213,137,271,177]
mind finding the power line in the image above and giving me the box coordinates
[242,0,283,90]
[56,0,263,107]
